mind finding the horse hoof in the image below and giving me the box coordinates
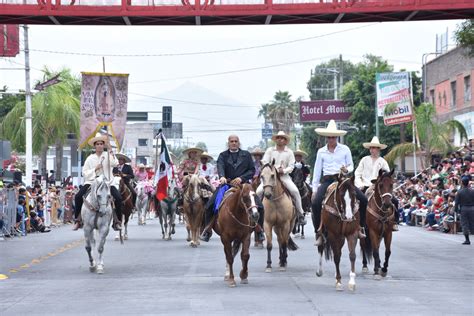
[240,279,248,284]
[224,275,229,281]
[124,235,128,240]
[279,266,286,272]
[381,271,387,277]
[301,235,305,239]
[335,282,343,291]
[89,265,97,273]
[362,267,369,274]
[265,268,272,273]
[348,283,356,292]
[316,270,323,277]
[114,236,119,241]
[96,267,104,274]
[186,238,191,242]
[228,280,236,288]
[374,274,382,281]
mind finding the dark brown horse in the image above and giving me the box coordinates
[212,183,260,287]
[290,167,312,239]
[316,175,360,291]
[115,178,134,241]
[362,169,396,279]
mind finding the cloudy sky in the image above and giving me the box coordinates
[1,19,462,155]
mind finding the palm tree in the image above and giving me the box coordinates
[259,91,298,135]
[385,103,468,169]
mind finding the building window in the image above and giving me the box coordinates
[430,90,435,105]
[450,81,456,108]
[464,76,471,102]
[138,138,148,146]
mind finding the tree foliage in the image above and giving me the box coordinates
[258,90,299,135]
[0,86,25,135]
[454,19,474,56]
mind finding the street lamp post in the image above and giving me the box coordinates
[422,52,440,102]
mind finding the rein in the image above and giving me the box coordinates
[367,179,395,225]
[332,178,354,222]
[226,192,257,229]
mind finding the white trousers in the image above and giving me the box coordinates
[257,174,304,215]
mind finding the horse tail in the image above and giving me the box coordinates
[361,229,373,263]
[287,236,299,251]
[232,240,241,258]
[323,233,332,261]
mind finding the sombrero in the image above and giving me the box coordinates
[363,136,387,150]
[294,149,308,157]
[182,147,204,156]
[200,152,213,160]
[251,147,265,156]
[138,163,145,169]
[116,153,131,163]
[87,132,108,147]
[314,120,347,137]
[271,131,291,142]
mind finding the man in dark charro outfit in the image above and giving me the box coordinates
[454,175,474,245]
[113,153,137,206]
[200,134,264,242]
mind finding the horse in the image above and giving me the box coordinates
[251,174,264,249]
[115,178,133,241]
[158,180,180,240]
[82,175,114,274]
[290,167,312,239]
[315,175,360,291]
[135,182,149,226]
[182,174,206,248]
[260,161,298,273]
[211,183,259,287]
[362,169,396,279]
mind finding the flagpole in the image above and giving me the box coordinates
[153,129,162,186]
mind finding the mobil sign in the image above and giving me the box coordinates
[299,100,351,123]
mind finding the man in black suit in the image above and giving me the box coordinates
[200,134,264,242]
[113,154,137,206]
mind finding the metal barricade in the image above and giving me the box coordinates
[0,188,17,238]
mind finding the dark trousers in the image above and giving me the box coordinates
[311,178,367,233]
[74,184,122,221]
[125,181,137,206]
[460,207,474,235]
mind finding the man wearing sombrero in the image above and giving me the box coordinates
[73,132,123,231]
[355,136,399,231]
[251,147,265,181]
[290,149,311,183]
[257,131,306,225]
[113,153,136,206]
[198,152,215,183]
[311,120,368,246]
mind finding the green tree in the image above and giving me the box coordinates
[385,103,467,169]
[454,19,474,56]
[259,91,298,135]
[0,87,25,136]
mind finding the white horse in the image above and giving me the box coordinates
[82,176,114,274]
[158,180,180,241]
[135,182,149,226]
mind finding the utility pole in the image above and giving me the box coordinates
[23,25,32,187]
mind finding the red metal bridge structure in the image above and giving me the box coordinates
[0,0,473,25]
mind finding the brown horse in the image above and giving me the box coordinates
[115,178,134,241]
[211,183,260,287]
[362,169,395,279]
[316,175,360,291]
[182,174,206,248]
[260,161,298,273]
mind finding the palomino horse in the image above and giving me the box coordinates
[290,167,312,239]
[158,180,180,240]
[115,178,133,241]
[260,161,298,273]
[362,169,396,279]
[135,182,149,226]
[212,183,259,287]
[316,175,360,291]
[82,175,114,274]
[182,174,206,248]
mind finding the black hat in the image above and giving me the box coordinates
[464,155,472,163]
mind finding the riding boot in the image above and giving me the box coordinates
[462,234,470,245]
[200,216,214,242]
[72,216,82,231]
[392,224,399,231]
[111,187,123,231]
[358,226,367,239]
[314,232,323,247]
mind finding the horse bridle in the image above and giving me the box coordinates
[333,177,355,219]
[226,191,258,229]
[262,166,286,201]
[83,183,113,214]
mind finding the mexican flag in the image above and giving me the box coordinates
[155,133,174,201]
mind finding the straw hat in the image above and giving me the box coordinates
[87,132,108,146]
[116,153,131,163]
[200,152,213,160]
[182,147,204,156]
[251,147,265,156]
[314,120,347,137]
[271,131,291,142]
[294,149,308,157]
[363,136,387,150]
[138,163,145,169]
[145,164,153,169]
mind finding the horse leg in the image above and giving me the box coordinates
[96,220,110,274]
[372,230,382,280]
[84,225,96,272]
[265,222,273,273]
[124,218,128,240]
[316,244,324,277]
[347,234,358,291]
[276,226,288,271]
[223,239,236,287]
[159,213,165,239]
[240,236,250,284]
[301,223,305,239]
[361,238,369,273]
[164,214,169,240]
[381,231,392,277]
[333,236,344,291]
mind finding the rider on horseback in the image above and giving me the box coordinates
[290,149,311,183]
[73,133,123,231]
[113,153,137,206]
[256,131,307,226]
[311,121,368,246]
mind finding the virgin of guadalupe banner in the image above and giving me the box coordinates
[79,72,129,150]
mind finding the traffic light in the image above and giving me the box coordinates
[162,106,172,128]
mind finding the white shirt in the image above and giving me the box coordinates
[312,143,354,191]
[354,156,390,189]
[82,151,118,186]
[198,162,215,179]
[262,146,295,175]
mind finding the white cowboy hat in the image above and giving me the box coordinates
[145,164,153,169]
[182,147,204,156]
[87,132,108,147]
[294,149,308,157]
[251,147,265,156]
[271,131,291,142]
[315,120,347,137]
[200,152,213,160]
[363,136,387,150]
[115,153,131,163]
[138,163,146,169]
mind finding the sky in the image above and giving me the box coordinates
[0,19,463,156]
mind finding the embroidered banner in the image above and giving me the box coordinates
[79,72,129,150]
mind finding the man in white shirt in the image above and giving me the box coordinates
[198,152,216,183]
[73,133,123,231]
[256,131,306,225]
[311,120,368,246]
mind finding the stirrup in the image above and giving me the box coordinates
[72,220,82,231]
[199,230,211,242]
[112,221,122,231]
[392,224,399,231]
[314,232,323,246]
[358,227,366,239]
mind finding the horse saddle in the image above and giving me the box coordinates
[322,182,359,219]
[215,187,238,214]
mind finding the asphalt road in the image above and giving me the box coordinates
[1,216,473,316]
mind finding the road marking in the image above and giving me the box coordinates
[0,238,84,280]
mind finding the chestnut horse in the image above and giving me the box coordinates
[182,174,206,248]
[362,169,396,279]
[212,183,260,287]
[260,161,298,273]
[316,175,360,291]
[115,178,134,241]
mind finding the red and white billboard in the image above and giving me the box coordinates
[1,25,20,57]
[299,100,351,123]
